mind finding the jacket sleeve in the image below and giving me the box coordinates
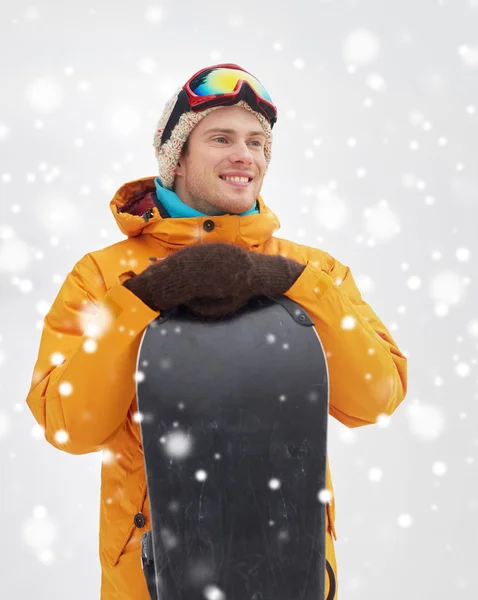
[26,254,159,455]
[284,257,408,428]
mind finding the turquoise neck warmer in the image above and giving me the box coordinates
[154,177,259,218]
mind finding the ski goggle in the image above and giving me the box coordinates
[160,64,278,146]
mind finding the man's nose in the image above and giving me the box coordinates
[229,143,254,164]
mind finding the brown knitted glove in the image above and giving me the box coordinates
[123,243,305,317]
[185,253,305,318]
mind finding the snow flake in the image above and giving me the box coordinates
[318,488,332,503]
[397,513,413,528]
[0,235,31,273]
[337,426,356,443]
[458,44,478,68]
[466,319,478,338]
[268,478,281,490]
[83,339,97,353]
[429,271,466,305]
[406,401,446,441]
[58,382,73,396]
[37,549,55,565]
[31,424,45,439]
[377,414,390,429]
[27,77,63,112]
[407,276,421,290]
[54,430,69,444]
[134,371,145,383]
[356,274,376,295]
[80,305,113,339]
[456,247,471,261]
[455,362,470,377]
[313,186,349,231]
[195,470,207,482]
[21,507,57,551]
[145,6,163,22]
[0,123,9,141]
[160,527,178,550]
[366,73,386,92]
[203,585,225,600]
[432,461,447,476]
[102,449,116,465]
[78,81,91,92]
[132,411,144,423]
[363,201,401,242]
[341,315,356,330]
[50,352,65,366]
[343,29,381,65]
[434,304,449,317]
[164,431,193,459]
[0,413,10,438]
[368,467,383,482]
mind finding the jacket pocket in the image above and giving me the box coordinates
[107,482,149,566]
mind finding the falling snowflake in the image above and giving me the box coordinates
[195,470,207,482]
[343,29,381,65]
[318,488,332,503]
[406,402,446,441]
[397,514,413,528]
[203,585,225,600]
[163,431,193,459]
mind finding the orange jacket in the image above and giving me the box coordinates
[26,177,407,599]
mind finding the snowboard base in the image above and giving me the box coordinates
[137,296,330,600]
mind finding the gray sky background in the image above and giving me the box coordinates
[1,0,478,598]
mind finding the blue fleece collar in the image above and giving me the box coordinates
[154,177,259,218]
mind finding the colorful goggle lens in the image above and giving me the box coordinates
[189,67,273,104]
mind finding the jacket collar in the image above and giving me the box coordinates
[110,176,281,251]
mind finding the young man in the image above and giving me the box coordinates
[26,64,408,599]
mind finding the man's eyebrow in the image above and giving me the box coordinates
[202,128,266,138]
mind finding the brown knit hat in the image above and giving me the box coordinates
[153,88,274,190]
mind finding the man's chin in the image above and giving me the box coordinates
[222,198,256,214]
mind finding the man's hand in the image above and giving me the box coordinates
[123,243,305,317]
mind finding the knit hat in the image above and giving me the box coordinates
[153,88,274,190]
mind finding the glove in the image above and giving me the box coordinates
[184,251,306,318]
[123,242,305,317]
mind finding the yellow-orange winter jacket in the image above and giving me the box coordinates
[26,177,408,599]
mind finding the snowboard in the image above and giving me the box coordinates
[136,295,330,600]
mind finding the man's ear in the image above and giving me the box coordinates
[174,157,185,177]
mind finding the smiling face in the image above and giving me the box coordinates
[173,106,268,215]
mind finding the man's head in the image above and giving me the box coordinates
[173,105,267,215]
[153,64,276,215]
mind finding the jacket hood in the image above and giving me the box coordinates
[109,177,281,251]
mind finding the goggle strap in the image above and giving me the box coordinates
[160,90,190,146]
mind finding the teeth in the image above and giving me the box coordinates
[223,176,249,183]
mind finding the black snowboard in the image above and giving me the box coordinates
[136,295,329,600]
